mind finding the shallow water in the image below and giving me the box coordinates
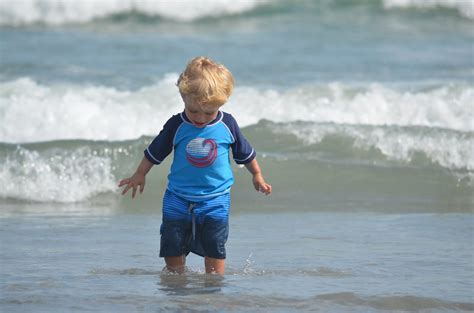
[1,210,473,312]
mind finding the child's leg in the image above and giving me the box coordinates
[194,193,230,275]
[205,256,225,274]
[160,191,193,274]
[165,256,186,274]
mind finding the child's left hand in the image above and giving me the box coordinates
[252,173,272,195]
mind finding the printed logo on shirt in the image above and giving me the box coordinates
[185,138,218,167]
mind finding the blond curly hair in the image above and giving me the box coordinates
[177,56,234,108]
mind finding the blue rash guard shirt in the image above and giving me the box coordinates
[144,111,256,202]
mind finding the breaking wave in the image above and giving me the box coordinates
[1,76,472,203]
[0,0,471,26]
[383,0,474,19]
[1,76,471,143]
[0,0,268,26]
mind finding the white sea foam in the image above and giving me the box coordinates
[273,122,474,171]
[0,146,116,202]
[1,0,471,26]
[228,82,473,133]
[1,77,472,143]
[0,76,182,143]
[383,0,474,19]
[0,0,266,25]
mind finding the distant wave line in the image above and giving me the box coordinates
[0,0,472,26]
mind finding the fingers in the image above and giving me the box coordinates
[264,184,272,195]
[118,178,130,187]
[119,178,144,199]
[255,182,272,195]
[121,184,131,195]
[261,183,272,195]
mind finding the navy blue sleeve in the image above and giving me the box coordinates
[222,112,256,164]
[144,114,182,165]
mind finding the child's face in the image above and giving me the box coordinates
[182,94,219,128]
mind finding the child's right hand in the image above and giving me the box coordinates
[118,173,146,198]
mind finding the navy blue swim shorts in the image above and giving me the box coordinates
[159,190,230,259]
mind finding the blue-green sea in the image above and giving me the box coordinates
[1,0,473,312]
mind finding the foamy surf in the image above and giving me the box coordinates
[383,0,474,19]
[1,76,472,203]
[1,77,471,143]
[1,0,472,26]
[269,121,473,172]
[0,145,116,202]
[0,0,268,25]
[0,120,472,204]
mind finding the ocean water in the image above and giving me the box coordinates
[1,0,473,312]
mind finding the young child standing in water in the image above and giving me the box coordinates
[119,57,272,275]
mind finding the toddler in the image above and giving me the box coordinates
[119,56,271,274]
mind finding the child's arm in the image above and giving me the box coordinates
[118,157,154,198]
[245,158,272,195]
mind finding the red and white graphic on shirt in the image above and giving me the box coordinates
[185,138,218,167]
